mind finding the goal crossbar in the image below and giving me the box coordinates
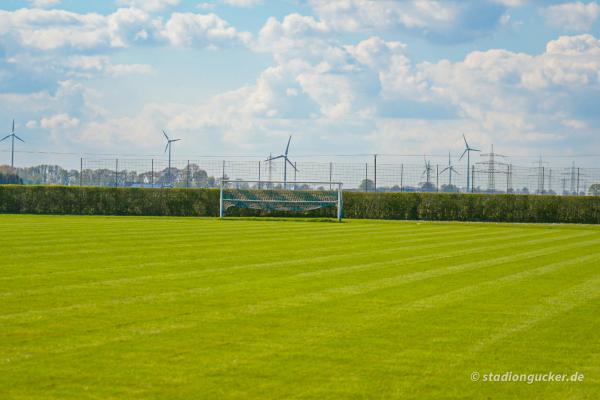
[219,180,343,220]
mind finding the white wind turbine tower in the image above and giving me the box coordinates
[421,156,434,186]
[1,120,24,169]
[440,152,460,188]
[266,135,298,188]
[162,130,181,187]
[459,134,480,192]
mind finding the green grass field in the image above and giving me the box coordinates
[1,215,599,399]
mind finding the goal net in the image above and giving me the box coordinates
[220,180,343,220]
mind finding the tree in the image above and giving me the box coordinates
[0,172,23,184]
[420,182,436,192]
[358,179,375,191]
[441,184,458,193]
[589,184,600,196]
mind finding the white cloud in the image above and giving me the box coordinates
[3,3,599,158]
[161,12,251,47]
[308,0,508,43]
[26,120,38,129]
[67,55,154,77]
[105,64,155,77]
[542,1,600,32]
[197,2,216,10]
[0,8,154,51]
[40,113,80,130]
[254,13,333,65]
[27,0,61,8]
[221,0,263,7]
[491,0,528,6]
[561,119,587,129]
[116,0,180,12]
[0,8,247,52]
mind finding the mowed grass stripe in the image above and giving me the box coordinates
[4,239,600,369]
[0,223,486,280]
[0,222,395,260]
[0,225,534,297]
[0,228,570,321]
[2,230,598,364]
[1,215,599,400]
[0,226,564,300]
[0,222,486,272]
[447,275,600,370]
[131,254,600,394]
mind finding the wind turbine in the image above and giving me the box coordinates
[440,152,460,187]
[421,156,433,185]
[459,134,480,192]
[1,120,24,169]
[162,130,181,187]
[266,135,298,187]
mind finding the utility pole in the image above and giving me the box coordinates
[374,154,377,192]
[400,164,404,192]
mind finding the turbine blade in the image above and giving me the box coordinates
[14,135,24,143]
[471,148,481,152]
[463,134,469,148]
[0,134,11,142]
[12,119,15,133]
[171,138,181,142]
[164,143,169,153]
[286,158,298,171]
[163,130,169,141]
[459,149,468,161]
[440,167,450,174]
[267,155,284,161]
[285,135,292,156]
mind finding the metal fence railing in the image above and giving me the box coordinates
[11,157,600,196]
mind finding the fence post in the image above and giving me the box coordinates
[187,160,190,188]
[542,166,545,194]
[80,157,83,186]
[400,164,404,192]
[337,183,343,221]
[374,154,377,192]
[115,158,118,188]
[219,182,224,218]
[222,160,226,182]
[506,164,510,193]
[471,165,475,193]
[365,163,368,192]
[329,162,333,190]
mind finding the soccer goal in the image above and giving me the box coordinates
[220,180,343,221]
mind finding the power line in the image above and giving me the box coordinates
[2,149,600,159]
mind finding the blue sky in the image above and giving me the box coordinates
[1,0,600,167]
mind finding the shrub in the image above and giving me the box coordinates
[1,185,599,224]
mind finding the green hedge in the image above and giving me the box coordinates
[345,192,600,224]
[0,186,219,217]
[1,185,599,224]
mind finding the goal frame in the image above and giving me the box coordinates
[219,180,343,221]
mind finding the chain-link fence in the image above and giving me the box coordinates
[44,157,599,196]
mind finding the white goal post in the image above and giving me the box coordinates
[219,180,343,221]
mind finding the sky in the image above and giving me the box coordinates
[1,0,600,167]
